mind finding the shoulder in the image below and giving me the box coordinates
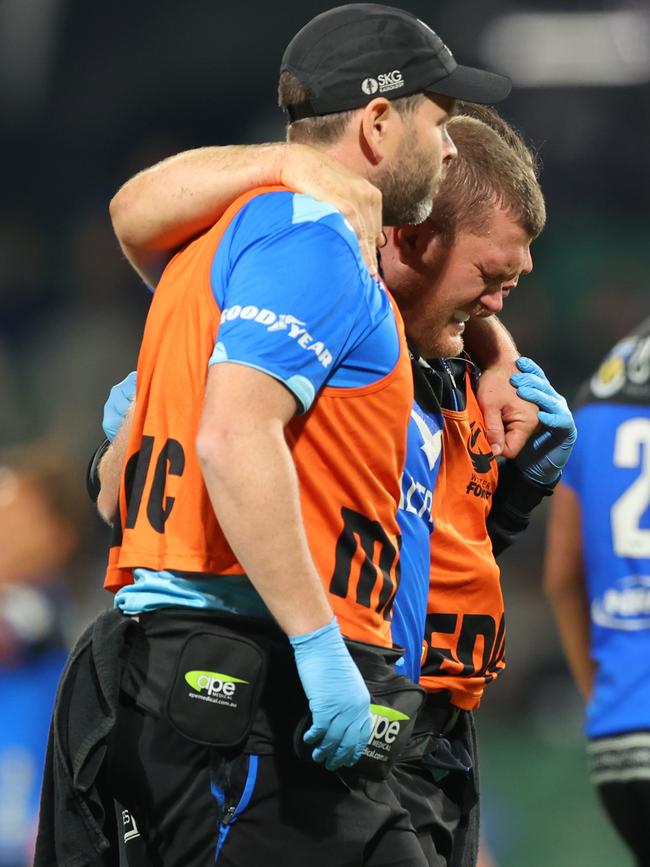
[288,193,363,259]
[221,191,381,326]
[578,316,650,408]
[233,191,365,268]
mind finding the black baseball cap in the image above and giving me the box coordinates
[281,3,511,121]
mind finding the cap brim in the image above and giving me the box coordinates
[425,64,512,104]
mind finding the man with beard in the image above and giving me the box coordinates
[36,6,515,867]
[382,109,575,866]
[96,109,576,866]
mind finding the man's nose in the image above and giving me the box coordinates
[480,288,507,315]
[442,127,457,161]
[522,249,533,275]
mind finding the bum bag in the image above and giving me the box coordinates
[123,610,424,773]
[121,608,275,751]
[293,640,426,781]
[166,624,268,749]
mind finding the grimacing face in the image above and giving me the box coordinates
[385,204,533,358]
[377,94,457,226]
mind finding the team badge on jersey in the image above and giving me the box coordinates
[589,324,650,402]
[466,421,494,473]
[590,337,637,399]
[465,421,495,499]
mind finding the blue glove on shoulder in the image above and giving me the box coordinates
[102,371,137,442]
[290,618,371,771]
[511,356,577,485]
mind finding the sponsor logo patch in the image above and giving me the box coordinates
[591,335,650,398]
[363,704,410,761]
[361,70,404,95]
[220,306,333,368]
[591,576,650,630]
[184,669,248,707]
[121,809,141,843]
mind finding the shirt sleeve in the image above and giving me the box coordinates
[210,218,367,413]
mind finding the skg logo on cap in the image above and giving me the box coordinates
[364,704,410,761]
[184,670,248,707]
[361,70,404,95]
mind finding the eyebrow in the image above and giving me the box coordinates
[481,266,520,281]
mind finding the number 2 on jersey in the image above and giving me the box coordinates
[611,418,650,558]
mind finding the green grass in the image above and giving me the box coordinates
[478,722,631,867]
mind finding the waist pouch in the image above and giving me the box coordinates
[166,625,267,749]
[293,640,426,781]
[122,608,274,750]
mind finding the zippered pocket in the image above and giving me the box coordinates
[212,753,259,861]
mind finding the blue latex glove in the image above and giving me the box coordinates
[290,618,371,771]
[511,357,577,485]
[102,371,137,441]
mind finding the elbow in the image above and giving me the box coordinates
[109,185,141,249]
[196,420,253,487]
[196,426,230,478]
[195,432,216,470]
[542,568,576,604]
[96,488,117,526]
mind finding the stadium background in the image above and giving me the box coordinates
[1,0,648,863]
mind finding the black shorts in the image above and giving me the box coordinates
[109,695,426,867]
[390,709,479,867]
[588,731,650,866]
[108,610,428,867]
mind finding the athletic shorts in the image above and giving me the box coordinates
[107,609,428,867]
[109,694,427,867]
[588,731,650,866]
[390,710,479,867]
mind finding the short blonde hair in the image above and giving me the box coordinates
[429,111,546,240]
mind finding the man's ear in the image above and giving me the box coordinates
[359,97,397,164]
[391,222,437,265]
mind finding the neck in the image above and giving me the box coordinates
[318,138,374,179]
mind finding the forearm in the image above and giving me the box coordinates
[464,315,518,369]
[110,143,288,284]
[545,581,594,700]
[544,484,593,700]
[110,141,382,286]
[488,459,555,557]
[197,424,334,637]
[97,404,134,524]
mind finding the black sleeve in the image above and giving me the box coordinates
[487,458,558,557]
[86,438,110,503]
